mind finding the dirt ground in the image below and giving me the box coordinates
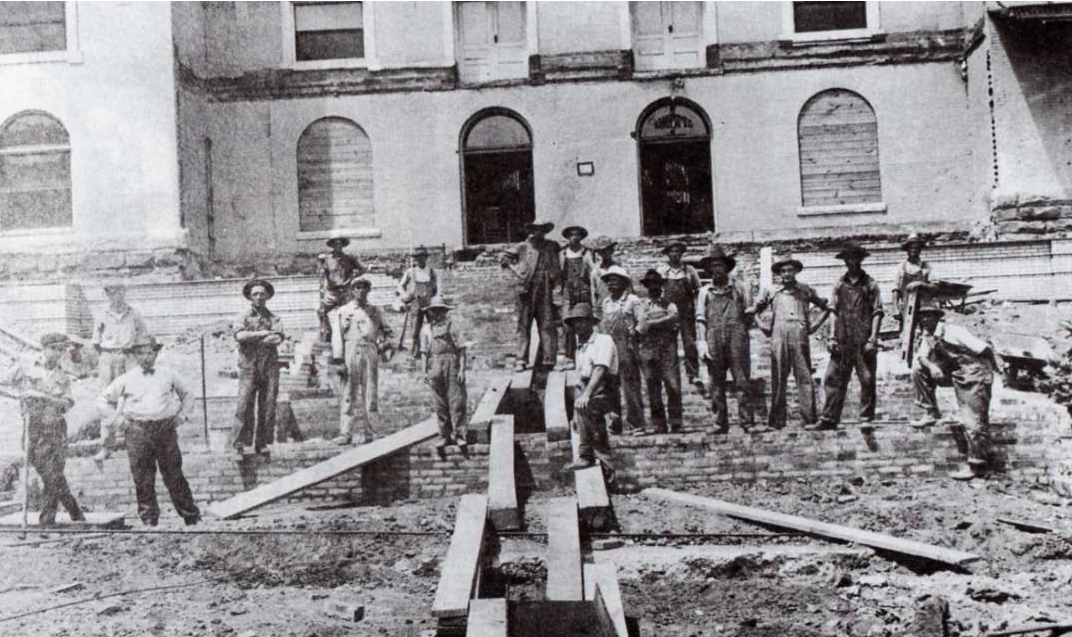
[0,475,1069,637]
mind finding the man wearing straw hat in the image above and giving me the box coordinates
[397,246,439,357]
[812,242,884,431]
[599,265,646,434]
[504,218,561,371]
[230,278,284,455]
[330,275,392,445]
[747,254,833,430]
[91,279,148,461]
[419,295,469,457]
[1,333,85,526]
[318,233,367,343]
[98,334,200,526]
[695,245,758,433]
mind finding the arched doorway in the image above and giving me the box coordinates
[460,108,535,245]
[635,98,714,236]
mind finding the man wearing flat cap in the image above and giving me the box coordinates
[318,233,367,343]
[231,279,284,455]
[559,225,595,366]
[696,245,759,433]
[657,242,703,388]
[99,334,201,526]
[397,246,439,358]
[813,243,884,431]
[504,219,561,371]
[747,254,833,430]
[0,333,85,526]
[92,280,148,460]
[330,275,392,445]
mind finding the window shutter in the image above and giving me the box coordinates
[798,89,881,207]
[297,118,374,232]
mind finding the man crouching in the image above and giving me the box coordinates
[563,303,618,483]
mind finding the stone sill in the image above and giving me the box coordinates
[778,30,887,48]
[296,228,382,241]
[797,202,888,218]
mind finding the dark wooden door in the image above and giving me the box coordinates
[464,150,535,245]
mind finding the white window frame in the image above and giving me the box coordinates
[620,1,718,73]
[0,112,74,234]
[280,1,379,71]
[0,2,82,66]
[781,1,882,45]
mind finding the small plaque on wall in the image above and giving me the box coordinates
[576,162,594,177]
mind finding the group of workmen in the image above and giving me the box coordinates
[1,227,1003,527]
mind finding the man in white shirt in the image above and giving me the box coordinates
[98,335,200,526]
[564,303,618,482]
[331,275,393,445]
[92,280,148,461]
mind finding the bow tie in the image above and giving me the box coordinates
[142,367,155,375]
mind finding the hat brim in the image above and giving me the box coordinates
[564,314,599,324]
[525,222,555,232]
[422,304,452,313]
[902,239,925,250]
[835,249,870,260]
[700,256,737,271]
[771,259,804,273]
[600,273,630,283]
[242,280,275,300]
[639,277,664,286]
[326,238,351,247]
[662,243,687,255]
[562,226,588,239]
[127,342,164,352]
[349,280,372,289]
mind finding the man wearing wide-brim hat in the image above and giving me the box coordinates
[559,225,595,366]
[894,232,936,327]
[910,306,1003,480]
[1,332,86,526]
[505,217,561,371]
[318,231,367,343]
[562,303,617,481]
[98,334,201,526]
[91,279,149,461]
[696,245,760,433]
[598,265,646,434]
[230,278,284,455]
[812,242,884,431]
[397,246,439,358]
[419,295,469,456]
[587,235,631,313]
[657,242,703,388]
[330,275,392,445]
[746,253,833,430]
[635,269,683,434]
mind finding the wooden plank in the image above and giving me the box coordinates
[900,289,920,364]
[527,321,541,368]
[643,489,980,568]
[511,368,534,394]
[996,517,1056,534]
[209,418,438,520]
[544,371,569,442]
[466,598,508,637]
[487,416,520,531]
[0,512,125,528]
[585,563,629,637]
[432,494,489,618]
[471,375,512,428]
[546,497,583,601]
[575,466,612,532]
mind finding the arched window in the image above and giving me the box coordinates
[798,89,881,207]
[0,111,71,230]
[460,108,535,245]
[297,117,373,232]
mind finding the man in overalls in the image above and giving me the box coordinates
[331,275,392,445]
[599,265,645,435]
[419,296,468,457]
[231,279,284,455]
[92,280,148,461]
[560,225,594,367]
[813,242,884,431]
[635,269,681,434]
[1,333,85,526]
[657,242,703,389]
[894,233,936,328]
[504,219,560,371]
[563,303,618,482]
[588,236,631,315]
[317,234,366,343]
[911,307,1002,480]
[397,246,439,357]
[747,256,833,431]
[695,246,758,434]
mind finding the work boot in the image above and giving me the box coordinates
[804,420,838,432]
[911,416,939,429]
[749,424,773,434]
[949,464,975,481]
[564,459,596,472]
[332,435,352,446]
[712,426,729,435]
[184,515,200,527]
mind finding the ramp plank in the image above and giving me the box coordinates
[487,416,520,531]
[0,512,125,528]
[210,418,438,520]
[432,494,489,618]
[644,488,980,568]
[471,376,512,428]
[466,598,508,637]
[575,466,612,532]
[511,368,534,394]
[544,371,569,442]
[584,563,628,637]
[546,497,583,601]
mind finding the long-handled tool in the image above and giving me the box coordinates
[200,334,210,450]
[20,402,28,537]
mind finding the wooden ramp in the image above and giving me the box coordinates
[432,494,490,619]
[209,418,438,520]
[487,416,520,531]
[584,563,628,637]
[0,511,126,528]
[644,488,981,569]
[471,376,512,430]
[543,371,569,442]
[466,598,508,637]
[546,498,583,601]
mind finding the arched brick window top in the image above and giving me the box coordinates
[297,117,374,232]
[0,110,71,231]
[798,89,881,208]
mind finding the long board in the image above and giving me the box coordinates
[544,371,569,442]
[209,418,438,520]
[546,497,583,601]
[466,598,508,637]
[487,416,520,531]
[432,494,489,618]
[644,488,980,568]
[900,288,920,364]
[584,563,628,637]
[471,376,512,429]
[0,511,125,528]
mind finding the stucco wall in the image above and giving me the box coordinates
[537,2,622,54]
[0,2,184,255]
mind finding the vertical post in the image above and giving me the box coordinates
[200,334,210,450]
[20,411,29,535]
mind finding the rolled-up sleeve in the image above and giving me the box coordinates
[98,376,124,415]
[591,336,616,370]
[943,324,989,355]
[869,281,884,318]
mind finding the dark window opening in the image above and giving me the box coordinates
[793,1,867,33]
[294,2,364,62]
[0,1,66,55]
[461,109,535,245]
[637,100,714,236]
[0,111,72,230]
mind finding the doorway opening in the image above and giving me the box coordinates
[460,108,535,245]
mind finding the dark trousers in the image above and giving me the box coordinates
[125,419,200,525]
[769,324,816,427]
[706,329,757,430]
[912,364,992,463]
[820,344,877,424]
[232,359,279,451]
[574,389,615,472]
[516,279,558,367]
[429,353,468,446]
[562,296,588,361]
[678,305,699,380]
[25,414,83,525]
[639,349,682,432]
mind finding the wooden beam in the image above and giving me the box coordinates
[466,598,508,637]
[487,416,520,531]
[471,376,512,429]
[527,321,540,369]
[996,517,1057,534]
[584,563,629,637]
[511,368,534,395]
[209,418,438,520]
[546,497,583,601]
[0,512,126,528]
[432,494,489,618]
[575,466,612,532]
[543,371,569,442]
[985,621,1072,637]
[644,489,981,569]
